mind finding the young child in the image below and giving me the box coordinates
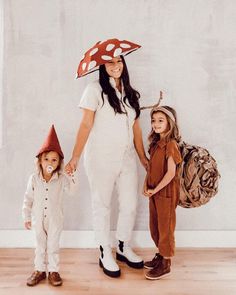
[143,106,182,280]
[22,125,78,287]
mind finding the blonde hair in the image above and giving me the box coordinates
[148,105,181,153]
[35,151,64,175]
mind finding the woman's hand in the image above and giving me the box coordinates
[65,157,78,175]
[140,156,149,171]
[24,221,31,230]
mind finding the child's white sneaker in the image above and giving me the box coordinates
[116,240,144,269]
[99,245,121,278]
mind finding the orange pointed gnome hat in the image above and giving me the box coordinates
[36,125,64,159]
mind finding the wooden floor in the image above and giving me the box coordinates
[0,248,236,295]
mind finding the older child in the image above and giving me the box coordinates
[143,106,182,280]
[22,125,77,287]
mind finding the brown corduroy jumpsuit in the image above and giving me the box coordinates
[147,139,182,257]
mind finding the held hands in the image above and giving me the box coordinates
[65,157,78,175]
[24,221,31,230]
[144,189,157,197]
[143,183,157,198]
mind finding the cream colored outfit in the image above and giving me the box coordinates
[79,78,138,246]
[22,172,77,272]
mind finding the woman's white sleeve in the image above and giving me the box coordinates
[78,83,100,111]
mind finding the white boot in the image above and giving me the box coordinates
[116,240,144,269]
[99,245,120,278]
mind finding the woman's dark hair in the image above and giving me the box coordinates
[99,55,140,119]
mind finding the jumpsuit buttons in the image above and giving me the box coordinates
[44,180,61,273]
[34,179,48,272]
[34,179,60,272]
[115,91,138,244]
[116,165,138,245]
[44,184,48,219]
[23,172,77,273]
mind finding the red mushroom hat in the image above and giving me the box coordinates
[77,38,141,78]
[36,125,64,159]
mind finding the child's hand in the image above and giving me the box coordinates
[24,221,32,230]
[143,183,150,197]
[145,189,156,198]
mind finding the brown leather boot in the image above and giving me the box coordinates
[145,258,171,280]
[144,253,163,269]
[48,272,63,286]
[26,271,46,286]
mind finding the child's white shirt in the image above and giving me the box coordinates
[22,171,78,225]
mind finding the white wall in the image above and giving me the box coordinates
[0,0,3,147]
[0,1,236,245]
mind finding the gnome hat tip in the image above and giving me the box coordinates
[36,125,64,159]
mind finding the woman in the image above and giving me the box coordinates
[65,54,148,278]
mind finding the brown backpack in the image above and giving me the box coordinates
[178,142,220,208]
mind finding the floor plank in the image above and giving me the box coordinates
[0,248,235,295]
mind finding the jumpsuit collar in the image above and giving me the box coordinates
[109,77,124,98]
[39,171,59,183]
[149,138,167,159]
[157,138,168,149]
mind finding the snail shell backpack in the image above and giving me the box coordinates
[177,142,220,208]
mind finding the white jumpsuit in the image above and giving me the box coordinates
[22,172,77,272]
[79,78,138,246]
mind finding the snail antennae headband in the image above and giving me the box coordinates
[151,106,176,122]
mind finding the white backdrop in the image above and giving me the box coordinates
[0,0,236,246]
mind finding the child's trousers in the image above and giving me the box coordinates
[34,218,62,272]
[149,193,178,257]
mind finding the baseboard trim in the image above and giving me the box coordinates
[0,230,235,248]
